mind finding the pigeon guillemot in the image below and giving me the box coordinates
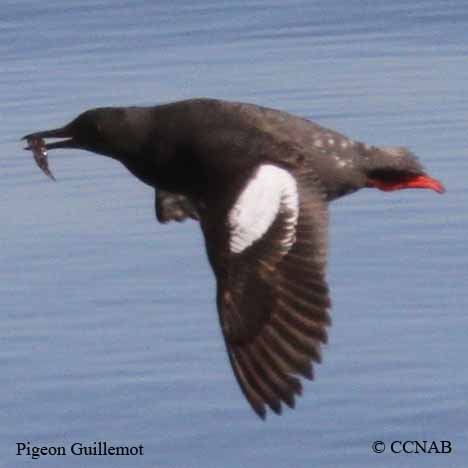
[23,98,444,419]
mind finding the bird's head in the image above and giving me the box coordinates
[361,146,445,194]
[22,107,138,160]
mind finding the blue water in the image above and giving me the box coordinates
[1,1,467,467]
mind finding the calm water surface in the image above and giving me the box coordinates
[1,1,467,467]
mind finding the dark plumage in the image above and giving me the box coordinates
[23,98,444,418]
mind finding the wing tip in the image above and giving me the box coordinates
[253,403,267,420]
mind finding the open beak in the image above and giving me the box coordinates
[22,125,79,181]
[22,126,77,150]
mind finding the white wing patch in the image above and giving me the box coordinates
[228,164,299,254]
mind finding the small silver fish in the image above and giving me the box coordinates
[27,136,56,181]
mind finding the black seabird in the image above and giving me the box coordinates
[23,98,444,419]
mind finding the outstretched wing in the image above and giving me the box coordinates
[205,164,330,418]
[155,189,200,223]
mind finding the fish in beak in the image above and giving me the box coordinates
[22,125,77,180]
